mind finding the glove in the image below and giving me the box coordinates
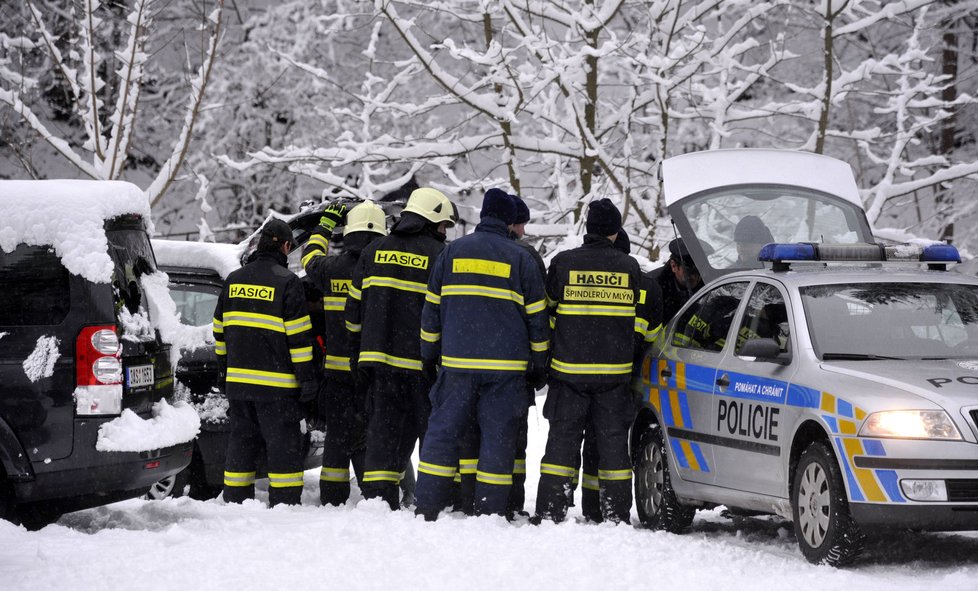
[422,359,438,384]
[526,366,548,391]
[299,379,320,404]
[318,203,348,233]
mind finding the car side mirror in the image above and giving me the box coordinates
[739,338,787,364]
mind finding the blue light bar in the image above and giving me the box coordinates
[758,243,816,262]
[921,244,961,263]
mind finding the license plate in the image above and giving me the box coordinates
[127,364,154,388]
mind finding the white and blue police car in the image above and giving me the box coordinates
[632,149,978,566]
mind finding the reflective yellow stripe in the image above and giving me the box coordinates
[425,291,441,305]
[213,318,224,333]
[285,315,312,335]
[441,356,528,371]
[346,321,362,333]
[363,276,427,294]
[458,458,478,475]
[324,355,351,372]
[530,340,549,353]
[420,329,441,343]
[638,289,647,305]
[222,311,285,332]
[359,351,423,371]
[582,473,600,491]
[476,470,513,486]
[290,346,313,363]
[215,341,226,355]
[363,470,401,483]
[419,461,456,478]
[223,471,256,487]
[556,304,635,317]
[513,459,526,474]
[525,299,547,314]
[302,250,323,267]
[549,316,556,330]
[540,463,577,478]
[441,284,523,305]
[226,367,299,389]
[349,285,362,300]
[646,324,662,343]
[268,471,304,488]
[635,317,649,336]
[307,233,329,250]
[320,467,350,482]
[550,358,632,375]
[599,469,632,481]
[322,296,346,311]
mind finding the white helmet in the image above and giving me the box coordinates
[343,200,388,236]
[402,187,458,227]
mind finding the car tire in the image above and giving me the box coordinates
[0,467,16,523]
[146,468,191,501]
[791,440,865,566]
[634,424,695,532]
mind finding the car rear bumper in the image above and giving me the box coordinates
[13,418,193,512]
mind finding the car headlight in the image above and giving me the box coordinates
[858,410,962,440]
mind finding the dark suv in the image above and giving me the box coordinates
[0,180,193,527]
[150,239,324,500]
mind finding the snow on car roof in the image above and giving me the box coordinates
[151,239,244,280]
[661,149,862,208]
[0,179,151,283]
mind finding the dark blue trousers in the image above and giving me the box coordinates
[415,370,525,518]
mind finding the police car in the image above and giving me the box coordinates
[631,150,978,566]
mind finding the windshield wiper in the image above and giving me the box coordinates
[821,353,905,361]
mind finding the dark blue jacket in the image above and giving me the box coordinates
[421,217,550,372]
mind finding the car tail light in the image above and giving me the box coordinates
[75,325,123,416]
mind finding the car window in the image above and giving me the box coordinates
[801,282,978,359]
[677,185,872,274]
[736,283,790,354]
[672,282,749,352]
[169,284,220,326]
[0,245,71,326]
[106,225,157,318]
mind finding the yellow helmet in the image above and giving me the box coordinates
[343,200,388,236]
[402,187,458,227]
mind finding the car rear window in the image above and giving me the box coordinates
[0,245,71,326]
[106,222,157,317]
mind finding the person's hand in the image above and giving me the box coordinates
[526,366,548,391]
[299,379,320,404]
[422,359,438,384]
[319,203,348,232]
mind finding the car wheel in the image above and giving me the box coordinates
[146,468,190,501]
[791,440,865,566]
[634,424,695,532]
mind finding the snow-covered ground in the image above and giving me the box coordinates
[2,410,977,591]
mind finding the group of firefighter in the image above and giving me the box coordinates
[212,187,704,523]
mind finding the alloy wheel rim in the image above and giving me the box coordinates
[797,462,831,548]
[147,475,176,500]
[639,441,665,517]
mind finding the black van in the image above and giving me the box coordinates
[0,181,193,527]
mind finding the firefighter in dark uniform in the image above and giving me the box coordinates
[650,237,704,323]
[345,188,458,510]
[213,219,320,507]
[301,201,387,506]
[579,230,663,522]
[534,199,652,524]
[450,193,547,517]
[414,189,550,520]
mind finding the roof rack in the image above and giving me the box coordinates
[757,242,960,272]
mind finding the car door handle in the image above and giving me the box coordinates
[716,375,730,388]
[660,367,673,379]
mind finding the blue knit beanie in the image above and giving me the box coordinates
[586,198,622,236]
[481,188,517,225]
[511,194,531,225]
